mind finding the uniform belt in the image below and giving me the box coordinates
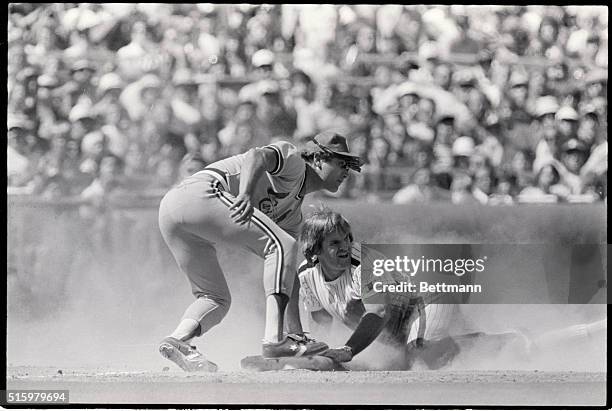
[195,167,230,191]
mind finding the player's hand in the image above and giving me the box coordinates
[229,193,254,225]
[322,346,353,363]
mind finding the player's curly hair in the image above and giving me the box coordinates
[299,148,334,165]
[299,206,353,267]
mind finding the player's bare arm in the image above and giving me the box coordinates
[324,303,388,363]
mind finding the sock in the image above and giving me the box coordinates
[263,294,288,343]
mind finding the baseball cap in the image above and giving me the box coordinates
[561,138,588,153]
[395,82,419,98]
[98,73,124,93]
[257,80,280,96]
[308,131,363,172]
[580,103,599,118]
[139,73,162,90]
[71,59,95,72]
[69,103,95,122]
[252,49,275,68]
[8,113,33,131]
[555,106,579,121]
[418,41,439,62]
[290,69,312,85]
[453,69,476,87]
[584,68,607,85]
[534,96,560,118]
[436,113,456,124]
[452,136,475,157]
[508,71,529,88]
[19,66,39,80]
[37,73,59,88]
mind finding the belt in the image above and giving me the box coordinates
[194,167,230,191]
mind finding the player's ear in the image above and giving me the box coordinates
[313,152,323,169]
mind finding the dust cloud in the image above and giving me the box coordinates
[7,239,270,372]
[7,205,607,373]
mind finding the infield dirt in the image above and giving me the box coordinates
[6,367,607,406]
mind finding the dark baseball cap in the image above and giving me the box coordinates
[308,131,363,172]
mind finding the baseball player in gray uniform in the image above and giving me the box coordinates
[157,131,363,371]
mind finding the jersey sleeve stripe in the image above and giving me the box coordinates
[265,145,284,175]
[298,260,310,274]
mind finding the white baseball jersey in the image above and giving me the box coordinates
[199,141,306,237]
[298,243,462,344]
[298,244,364,327]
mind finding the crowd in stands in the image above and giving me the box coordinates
[7,4,608,205]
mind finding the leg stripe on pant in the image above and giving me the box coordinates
[212,181,284,294]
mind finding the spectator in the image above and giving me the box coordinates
[433,114,458,147]
[449,11,482,55]
[432,62,453,91]
[509,149,535,192]
[253,80,297,140]
[500,69,536,153]
[557,138,589,194]
[218,96,260,156]
[36,73,62,130]
[518,162,567,203]
[80,153,126,212]
[79,131,107,177]
[343,25,377,76]
[40,174,71,200]
[577,105,600,149]
[305,82,352,137]
[392,167,439,204]
[450,170,479,205]
[116,20,156,81]
[287,69,318,141]
[178,151,207,180]
[472,166,494,204]
[62,59,98,108]
[251,48,277,80]
[488,172,516,205]
[94,72,126,125]
[555,105,580,144]
[7,115,36,189]
[6,5,608,203]
[68,101,98,142]
[452,136,476,171]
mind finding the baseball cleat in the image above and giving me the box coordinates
[262,333,329,358]
[159,337,218,372]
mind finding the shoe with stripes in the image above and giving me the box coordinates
[159,337,218,372]
[262,333,329,358]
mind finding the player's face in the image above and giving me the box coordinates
[319,156,350,192]
[318,228,352,274]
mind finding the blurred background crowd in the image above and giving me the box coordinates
[7,4,608,205]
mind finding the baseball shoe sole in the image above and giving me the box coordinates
[159,337,218,372]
